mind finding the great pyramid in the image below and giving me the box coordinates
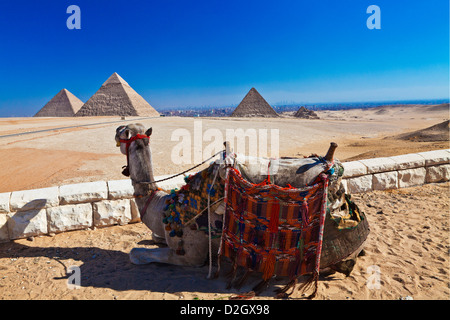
[75,73,159,117]
[231,87,279,117]
[34,89,83,117]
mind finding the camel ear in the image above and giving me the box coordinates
[145,127,153,137]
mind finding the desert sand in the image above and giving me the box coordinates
[0,104,449,300]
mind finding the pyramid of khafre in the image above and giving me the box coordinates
[34,89,83,117]
[75,73,159,117]
[231,87,278,117]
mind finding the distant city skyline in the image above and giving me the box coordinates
[0,0,448,117]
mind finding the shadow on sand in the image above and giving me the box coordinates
[0,240,339,298]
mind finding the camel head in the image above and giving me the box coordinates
[115,123,156,192]
[115,123,152,155]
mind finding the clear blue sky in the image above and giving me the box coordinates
[0,0,448,116]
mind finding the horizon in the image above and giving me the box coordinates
[0,0,448,117]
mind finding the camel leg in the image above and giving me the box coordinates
[151,233,167,244]
[130,247,206,267]
[130,227,209,267]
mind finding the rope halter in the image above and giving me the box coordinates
[116,130,150,177]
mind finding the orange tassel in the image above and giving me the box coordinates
[262,253,276,281]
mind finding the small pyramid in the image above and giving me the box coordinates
[294,106,319,119]
[231,88,278,117]
[34,89,83,117]
[75,73,159,117]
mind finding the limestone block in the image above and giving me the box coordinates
[372,171,398,191]
[359,157,397,174]
[93,199,132,227]
[47,203,93,233]
[426,164,450,183]
[346,175,373,194]
[417,150,450,166]
[10,187,59,212]
[129,199,141,222]
[388,153,425,170]
[8,209,48,239]
[60,181,108,205]
[342,161,367,178]
[398,167,426,188]
[108,179,134,200]
[157,174,187,191]
[0,192,11,213]
[0,214,9,242]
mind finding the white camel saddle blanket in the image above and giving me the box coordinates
[232,153,335,188]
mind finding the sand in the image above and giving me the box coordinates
[0,182,448,300]
[0,104,449,300]
[0,105,448,193]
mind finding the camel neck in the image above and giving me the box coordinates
[128,141,158,195]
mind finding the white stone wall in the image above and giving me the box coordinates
[0,175,189,242]
[0,150,449,242]
[343,149,450,194]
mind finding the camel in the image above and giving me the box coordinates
[115,123,369,282]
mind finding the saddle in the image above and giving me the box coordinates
[233,154,333,188]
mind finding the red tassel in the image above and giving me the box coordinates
[269,201,280,234]
[301,201,309,226]
[262,253,276,281]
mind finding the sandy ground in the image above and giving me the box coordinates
[0,104,449,300]
[0,105,448,193]
[0,182,448,300]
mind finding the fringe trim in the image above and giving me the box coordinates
[297,272,319,299]
[274,278,298,299]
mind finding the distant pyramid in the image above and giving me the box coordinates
[34,89,83,117]
[75,73,159,117]
[231,87,279,117]
[294,106,319,119]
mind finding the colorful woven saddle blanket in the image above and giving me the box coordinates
[162,163,224,237]
[219,165,330,284]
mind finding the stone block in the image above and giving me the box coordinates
[129,199,141,222]
[388,153,425,170]
[157,175,187,191]
[346,175,373,194]
[8,209,48,239]
[93,199,132,227]
[359,157,397,174]
[0,192,11,214]
[0,214,9,242]
[342,161,367,178]
[10,187,59,212]
[60,181,108,205]
[398,167,426,188]
[417,150,450,166]
[47,203,93,233]
[372,171,398,191]
[107,179,134,200]
[426,164,450,183]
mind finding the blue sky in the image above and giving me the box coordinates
[0,0,448,116]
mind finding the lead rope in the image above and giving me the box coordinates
[207,164,220,279]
